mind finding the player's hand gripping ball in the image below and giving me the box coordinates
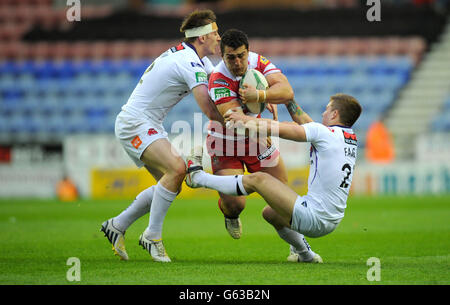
[239,69,268,114]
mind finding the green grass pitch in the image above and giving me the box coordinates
[0,195,449,285]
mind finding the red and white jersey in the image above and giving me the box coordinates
[208,52,280,107]
[208,52,281,139]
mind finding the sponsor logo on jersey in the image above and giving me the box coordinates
[213,78,229,87]
[191,62,203,68]
[257,145,276,160]
[260,56,269,65]
[214,88,231,99]
[147,128,158,136]
[343,131,357,146]
[195,72,208,83]
[170,44,185,52]
[131,136,142,149]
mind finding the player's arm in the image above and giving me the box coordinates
[239,72,294,105]
[224,109,307,142]
[286,99,313,125]
[192,84,225,124]
[208,72,245,119]
[216,98,245,117]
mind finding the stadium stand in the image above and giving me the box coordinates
[385,18,450,158]
[0,0,449,162]
[0,38,421,144]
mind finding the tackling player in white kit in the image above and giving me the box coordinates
[185,94,362,263]
[100,10,223,262]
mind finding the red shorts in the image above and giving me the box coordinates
[206,134,280,173]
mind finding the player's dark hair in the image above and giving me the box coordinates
[330,93,362,127]
[180,9,217,43]
[220,29,249,55]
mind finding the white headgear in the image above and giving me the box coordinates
[184,22,218,38]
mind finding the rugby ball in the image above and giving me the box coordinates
[239,69,268,114]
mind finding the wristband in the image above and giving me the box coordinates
[257,90,266,103]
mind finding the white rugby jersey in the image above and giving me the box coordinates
[122,42,211,124]
[302,122,358,223]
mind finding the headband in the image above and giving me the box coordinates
[185,22,218,38]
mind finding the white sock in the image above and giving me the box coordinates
[113,185,155,232]
[194,171,248,196]
[277,227,315,261]
[145,181,177,240]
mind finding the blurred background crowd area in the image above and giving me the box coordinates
[0,0,449,169]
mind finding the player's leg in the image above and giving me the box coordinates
[187,166,295,222]
[242,172,297,223]
[257,155,288,184]
[233,172,322,263]
[140,138,186,242]
[186,146,297,215]
[101,113,167,261]
[112,166,164,233]
[186,149,322,262]
[137,139,186,263]
[215,168,246,217]
[256,156,317,261]
[216,168,246,239]
[261,205,319,262]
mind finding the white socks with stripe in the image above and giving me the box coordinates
[113,185,155,233]
[193,171,248,196]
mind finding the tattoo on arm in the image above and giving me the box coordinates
[287,100,303,116]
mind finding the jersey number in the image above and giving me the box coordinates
[340,163,352,188]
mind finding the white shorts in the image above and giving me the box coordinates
[115,110,168,168]
[291,196,340,238]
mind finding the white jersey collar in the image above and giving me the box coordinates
[183,42,204,66]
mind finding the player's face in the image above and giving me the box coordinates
[204,31,221,56]
[223,45,249,77]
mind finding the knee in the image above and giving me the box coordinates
[262,205,277,224]
[168,158,187,180]
[246,171,270,188]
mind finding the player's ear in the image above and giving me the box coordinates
[198,35,207,44]
[332,109,339,120]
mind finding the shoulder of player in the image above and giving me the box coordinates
[171,44,205,68]
[304,122,337,138]
[247,51,263,67]
[248,51,280,75]
[321,125,358,146]
[248,51,263,60]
